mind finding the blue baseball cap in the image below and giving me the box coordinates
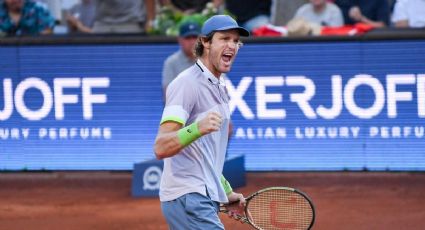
[201,15,250,37]
[179,21,201,37]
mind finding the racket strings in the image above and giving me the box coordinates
[248,189,313,230]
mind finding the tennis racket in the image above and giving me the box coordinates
[220,187,315,230]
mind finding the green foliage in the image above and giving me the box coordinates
[149,3,230,36]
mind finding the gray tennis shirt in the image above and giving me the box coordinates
[159,60,231,203]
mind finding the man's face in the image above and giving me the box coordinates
[178,35,198,59]
[5,0,23,11]
[204,30,241,76]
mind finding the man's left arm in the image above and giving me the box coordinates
[221,175,247,219]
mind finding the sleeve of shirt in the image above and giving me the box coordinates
[221,175,233,195]
[391,0,408,23]
[331,6,344,27]
[35,3,56,31]
[294,5,304,18]
[160,76,197,126]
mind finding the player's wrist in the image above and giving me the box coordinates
[177,122,201,146]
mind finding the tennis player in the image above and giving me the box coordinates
[154,14,250,229]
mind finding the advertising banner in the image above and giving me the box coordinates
[1,40,425,170]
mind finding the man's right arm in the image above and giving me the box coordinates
[154,112,223,159]
[154,121,185,159]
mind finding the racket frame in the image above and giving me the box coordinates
[221,186,316,230]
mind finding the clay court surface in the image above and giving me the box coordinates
[1,171,424,230]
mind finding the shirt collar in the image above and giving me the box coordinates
[196,59,225,86]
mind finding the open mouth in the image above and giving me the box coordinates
[222,53,234,65]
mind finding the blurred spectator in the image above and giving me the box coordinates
[334,0,390,28]
[158,0,213,14]
[271,0,308,26]
[65,0,95,33]
[286,17,322,36]
[92,0,155,34]
[0,0,55,35]
[219,0,272,32]
[161,20,201,99]
[391,0,425,28]
[36,0,61,22]
[293,0,344,27]
[285,16,375,37]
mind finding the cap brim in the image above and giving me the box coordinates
[214,25,250,37]
[181,31,200,37]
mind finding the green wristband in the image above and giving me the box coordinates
[177,122,201,146]
[221,175,233,195]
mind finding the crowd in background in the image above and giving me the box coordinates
[0,0,424,37]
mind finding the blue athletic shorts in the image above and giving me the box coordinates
[161,192,224,230]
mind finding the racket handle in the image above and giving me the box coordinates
[219,209,249,223]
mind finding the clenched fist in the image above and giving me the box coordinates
[198,112,222,135]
